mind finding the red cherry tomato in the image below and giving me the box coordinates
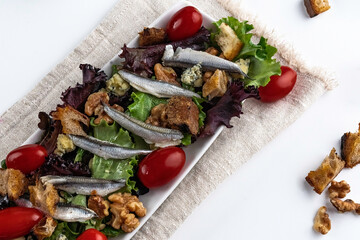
[138,147,186,188]
[259,66,297,102]
[166,6,202,41]
[77,228,107,240]
[0,207,44,240]
[6,144,47,174]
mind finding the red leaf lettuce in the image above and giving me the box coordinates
[200,82,259,137]
[120,27,210,77]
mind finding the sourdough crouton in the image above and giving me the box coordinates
[51,105,89,136]
[202,69,229,100]
[146,97,199,135]
[304,0,330,18]
[341,124,360,168]
[306,148,345,194]
[29,180,59,215]
[215,23,243,60]
[0,168,28,200]
[138,27,166,46]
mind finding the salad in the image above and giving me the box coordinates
[0,5,296,240]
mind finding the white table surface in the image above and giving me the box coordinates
[1,0,360,239]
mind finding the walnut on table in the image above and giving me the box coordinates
[330,198,360,213]
[154,63,180,86]
[313,206,331,235]
[108,192,146,233]
[51,105,89,136]
[84,92,124,125]
[328,180,350,199]
[33,216,57,240]
[0,168,28,200]
[88,195,110,219]
[29,180,59,216]
[305,148,345,194]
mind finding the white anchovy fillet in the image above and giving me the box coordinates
[53,204,98,222]
[162,45,251,78]
[118,69,201,99]
[40,175,126,196]
[15,198,97,222]
[68,134,152,160]
[103,104,183,146]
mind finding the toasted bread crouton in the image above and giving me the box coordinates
[29,180,59,215]
[202,69,229,100]
[51,105,89,136]
[138,27,166,47]
[0,168,28,200]
[306,148,345,194]
[341,124,360,168]
[304,0,330,18]
[215,23,243,61]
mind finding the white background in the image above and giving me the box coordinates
[1,0,360,239]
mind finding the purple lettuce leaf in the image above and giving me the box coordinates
[38,112,62,155]
[200,82,260,137]
[61,64,107,111]
[37,153,91,177]
[119,27,210,77]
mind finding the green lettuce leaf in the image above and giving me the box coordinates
[71,195,87,208]
[101,225,124,238]
[193,96,206,128]
[181,133,192,146]
[128,91,167,121]
[89,119,137,192]
[46,222,79,240]
[211,17,281,87]
[1,160,6,169]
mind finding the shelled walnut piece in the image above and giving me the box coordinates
[341,123,360,168]
[328,180,350,199]
[88,195,110,219]
[33,216,57,240]
[0,168,28,200]
[108,192,147,233]
[29,180,59,216]
[313,206,331,235]
[84,92,124,125]
[154,63,180,86]
[304,0,330,18]
[305,148,345,194]
[330,198,360,213]
[51,105,89,136]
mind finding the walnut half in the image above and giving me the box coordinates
[313,206,331,235]
[108,192,146,233]
[330,198,360,213]
[88,195,110,219]
[84,92,124,125]
[328,180,350,199]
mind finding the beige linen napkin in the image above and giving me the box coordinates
[0,0,336,239]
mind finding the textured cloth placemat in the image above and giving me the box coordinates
[0,0,336,239]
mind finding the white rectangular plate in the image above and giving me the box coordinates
[22,1,222,239]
